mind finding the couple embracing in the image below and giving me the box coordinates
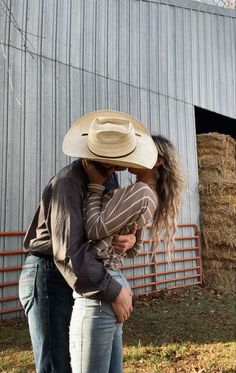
[19,110,185,373]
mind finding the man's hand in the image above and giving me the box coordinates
[112,286,133,323]
[112,223,137,255]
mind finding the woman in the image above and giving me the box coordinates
[69,135,185,373]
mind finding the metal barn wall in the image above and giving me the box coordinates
[0,0,235,315]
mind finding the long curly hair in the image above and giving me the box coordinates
[151,135,186,253]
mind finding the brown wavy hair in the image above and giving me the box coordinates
[151,135,186,254]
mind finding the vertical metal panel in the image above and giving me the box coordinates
[182,9,193,104]
[24,52,41,223]
[129,85,141,120]
[118,0,130,85]
[129,0,140,88]
[8,0,25,49]
[56,1,71,65]
[159,4,168,96]
[107,0,119,82]
[55,63,71,172]
[0,8,8,234]
[95,75,108,110]
[83,0,96,113]
[40,58,56,187]
[5,49,24,231]
[107,79,119,110]
[205,12,215,110]
[55,1,73,171]
[118,80,130,116]
[167,5,176,99]
[70,0,84,70]
[70,68,84,122]
[230,17,236,116]
[149,2,159,94]
[140,89,151,133]
[25,0,42,55]
[150,91,160,134]
[139,1,150,90]
[212,15,222,112]
[218,15,228,115]
[95,0,107,78]
[175,7,185,101]
[198,11,207,108]
[41,0,56,60]
[225,17,235,118]
[191,9,200,107]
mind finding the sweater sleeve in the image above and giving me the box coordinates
[125,226,145,258]
[84,181,158,241]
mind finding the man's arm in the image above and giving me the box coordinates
[47,176,134,323]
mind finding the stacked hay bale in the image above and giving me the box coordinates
[197,132,236,292]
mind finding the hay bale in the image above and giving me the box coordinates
[202,240,236,261]
[198,181,236,194]
[197,132,236,292]
[200,225,236,249]
[198,168,236,184]
[198,155,236,171]
[203,257,236,271]
[200,194,236,248]
[199,188,235,204]
[202,258,236,292]
[197,132,235,158]
[203,268,236,292]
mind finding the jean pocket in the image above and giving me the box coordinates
[100,301,117,319]
[19,263,38,316]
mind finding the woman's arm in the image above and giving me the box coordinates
[113,224,144,258]
[85,182,157,241]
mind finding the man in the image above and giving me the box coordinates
[19,110,157,373]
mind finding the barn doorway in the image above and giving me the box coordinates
[195,106,236,137]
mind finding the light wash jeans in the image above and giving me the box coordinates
[69,268,130,373]
[19,254,73,373]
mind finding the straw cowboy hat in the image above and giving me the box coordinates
[63,110,157,169]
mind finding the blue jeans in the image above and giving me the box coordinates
[69,269,129,373]
[19,254,74,373]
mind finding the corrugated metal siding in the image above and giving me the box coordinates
[0,0,235,316]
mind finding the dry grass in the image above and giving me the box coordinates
[0,287,235,373]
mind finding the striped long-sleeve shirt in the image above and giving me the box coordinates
[84,181,158,269]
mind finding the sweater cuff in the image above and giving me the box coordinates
[88,184,105,195]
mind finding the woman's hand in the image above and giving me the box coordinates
[112,224,137,255]
[82,159,107,185]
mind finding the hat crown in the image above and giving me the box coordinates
[62,109,158,169]
[88,117,136,157]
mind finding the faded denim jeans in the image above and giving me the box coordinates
[70,268,130,373]
[19,254,73,373]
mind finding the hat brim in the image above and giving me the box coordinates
[63,110,157,169]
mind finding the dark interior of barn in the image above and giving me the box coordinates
[195,107,236,138]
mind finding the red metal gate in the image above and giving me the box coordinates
[0,224,202,318]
